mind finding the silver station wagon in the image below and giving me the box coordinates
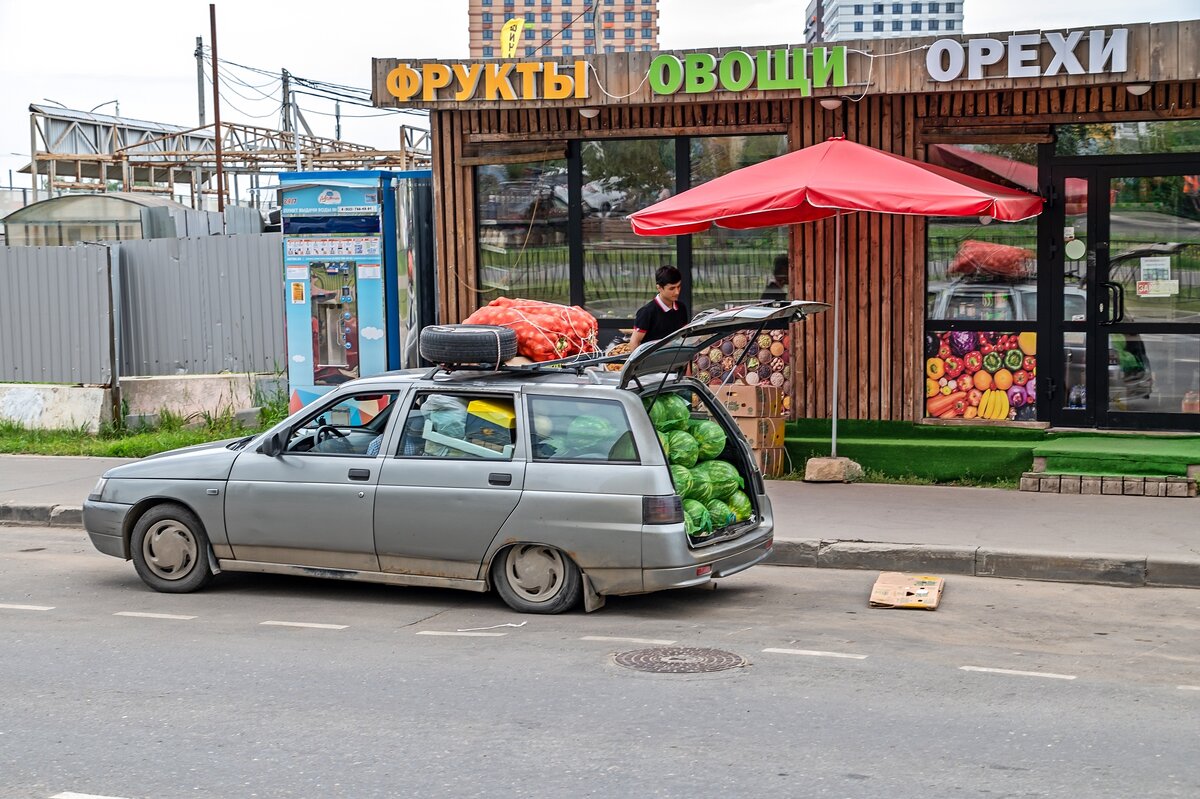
[83,301,827,613]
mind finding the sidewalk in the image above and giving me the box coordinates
[1,455,1197,588]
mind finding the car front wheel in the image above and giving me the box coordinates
[130,503,214,593]
[491,544,582,614]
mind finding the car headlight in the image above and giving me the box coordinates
[88,478,108,502]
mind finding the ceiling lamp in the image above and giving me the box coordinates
[1125,84,1151,96]
[818,97,843,110]
[578,107,600,119]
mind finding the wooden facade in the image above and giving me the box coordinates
[377,20,1200,424]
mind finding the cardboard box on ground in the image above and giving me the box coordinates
[868,572,946,610]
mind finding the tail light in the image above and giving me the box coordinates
[643,495,683,525]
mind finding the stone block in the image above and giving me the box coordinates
[1144,478,1165,498]
[764,539,819,568]
[1122,477,1145,496]
[1101,477,1124,495]
[235,407,262,427]
[1187,464,1200,480]
[803,456,864,483]
[1146,557,1200,588]
[976,549,1145,586]
[1080,476,1103,495]
[1020,475,1040,492]
[1059,475,1081,494]
[1032,456,1047,472]
[49,505,83,527]
[0,503,51,525]
[1165,478,1188,498]
[817,541,977,575]
[1038,475,1061,493]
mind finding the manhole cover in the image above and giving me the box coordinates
[613,646,748,674]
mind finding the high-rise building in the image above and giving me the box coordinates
[468,0,660,59]
[804,0,964,42]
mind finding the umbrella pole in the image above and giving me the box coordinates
[831,213,841,458]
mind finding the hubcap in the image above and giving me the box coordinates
[504,545,565,603]
[142,519,198,580]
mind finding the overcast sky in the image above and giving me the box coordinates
[0,0,1195,185]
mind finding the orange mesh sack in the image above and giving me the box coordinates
[464,298,600,362]
[948,239,1035,280]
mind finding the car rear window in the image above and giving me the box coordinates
[528,396,639,463]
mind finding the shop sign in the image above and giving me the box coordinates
[649,47,847,96]
[385,61,589,102]
[281,183,381,217]
[927,28,1128,82]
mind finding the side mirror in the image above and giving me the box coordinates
[258,430,288,457]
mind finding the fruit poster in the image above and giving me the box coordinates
[692,329,792,416]
[925,331,1037,421]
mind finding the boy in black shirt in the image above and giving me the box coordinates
[628,265,688,350]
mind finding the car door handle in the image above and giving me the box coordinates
[348,468,371,481]
[488,472,513,486]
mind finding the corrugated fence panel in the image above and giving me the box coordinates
[118,235,284,376]
[0,244,111,384]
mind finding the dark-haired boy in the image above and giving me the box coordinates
[628,265,689,350]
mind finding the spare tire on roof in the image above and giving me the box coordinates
[419,324,518,366]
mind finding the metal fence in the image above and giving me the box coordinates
[0,234,285,385]
[0,244,113,384]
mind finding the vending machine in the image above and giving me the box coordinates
[280,170,435,411]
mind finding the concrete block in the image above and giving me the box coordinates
[0,503,52,526]
[803,457,863,483]
[1038,475,1061,493]
[120,373,278,420]
[1059,475,1081,494]
[125,413,160,430]
[1187,464,1200,480]
[235,407,262,427]
[1165,478,1188,498]
[817,541,977,575]
[1144,478,1165,498]
[764,539,819,567]
[49,505,83,527]
[1101,477,1124,495]
[976,549,1145,586]
[0,384,111,434]
[1020,475,1040,492]
[1146,557,1200,588]
[1122,477,1145,496]
[1080,476,1103,495]
[1032,456,1047,472]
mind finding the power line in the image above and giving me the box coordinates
[531,2,597,57]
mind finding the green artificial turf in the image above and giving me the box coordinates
[786,434,1038,482]
[1034,434,1200,477]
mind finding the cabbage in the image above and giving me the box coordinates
[727,490,753,522]
[692,459,742,499]
[666,430,699,468]
[646,392,691,432]
[682,499,712,536]
[688,419,727,460]
[684,465,713,503]
[706,499,735,530]
[669,464,693,497]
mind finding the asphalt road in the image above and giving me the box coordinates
[3,527,1199,799]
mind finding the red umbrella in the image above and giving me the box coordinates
[927,144,1087,216]
[629,137,1044,457]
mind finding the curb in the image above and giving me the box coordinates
[766,538,1200,589]
[3,505,1197,590]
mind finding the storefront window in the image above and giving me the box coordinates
[1055,120,1200,157]
[475,158,570,305]
[924,143,1041,421]
[579,139,676,320]
[689,135,789,314]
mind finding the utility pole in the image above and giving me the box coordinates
[209,3,224,212]
[335,101,341,141]
[195,37,206,127]
[281,69,291,133]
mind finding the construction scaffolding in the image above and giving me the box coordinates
[20,104,431,209]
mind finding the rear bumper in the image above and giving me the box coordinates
[641,524,774,593]
[83,499,131,559]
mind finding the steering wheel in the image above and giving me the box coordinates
[315,424,348,444]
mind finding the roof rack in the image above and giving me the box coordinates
[421,351,627,381]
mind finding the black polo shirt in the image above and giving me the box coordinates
[633,295,689,343]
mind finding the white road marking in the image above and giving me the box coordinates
[1178,685,1200,691]
[114,611,196,620]
[53,792,134,799]
[581,636,678,645]
[416,631,506,637]
[763,648,868,660]
[960,666,1076,680]
[0,603,54,611]
[260,621,348,630]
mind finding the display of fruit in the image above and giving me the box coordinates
[977,388,1011,420]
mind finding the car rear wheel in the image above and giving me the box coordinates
[130,503,214,594]
[491,544,582,614]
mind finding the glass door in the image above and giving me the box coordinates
[1046,166,1200,430]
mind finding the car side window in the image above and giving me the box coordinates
[528,396,639,463]
[286,392,398,457]
[397,392,517,460]
[947,287,1016,321]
